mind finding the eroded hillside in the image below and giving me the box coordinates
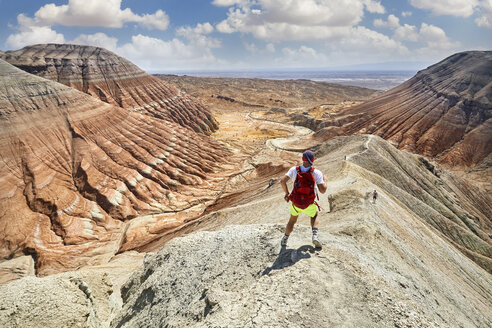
[1,44,218,135]
[314,51,492,191]
[0,59,236,275]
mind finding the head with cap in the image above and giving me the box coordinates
[302,150,315,167]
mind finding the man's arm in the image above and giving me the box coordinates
[317,174,327,194]
[280,175,291,202]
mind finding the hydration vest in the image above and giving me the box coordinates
[289,166,316,209]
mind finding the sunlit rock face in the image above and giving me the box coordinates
[1,44,218,135]
[0,59,231,275]
[317,51,492,170]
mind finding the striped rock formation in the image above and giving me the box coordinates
[1,44,218,135]
[316,51,492,170]
[0,59,232,275]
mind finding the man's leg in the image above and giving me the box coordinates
[310,209,322,248]
[282,204,300,246]
[285,214,299,236]
[310,213,319,230]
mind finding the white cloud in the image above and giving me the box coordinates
[401,11,412,17]
[176,23,221,49]
[177,23,214,37]
[373,15,457,44]
[374,14,400,28]
[419,23,459,49]
[394,24,419,42]
[215,0,389,41]
[17,0,169,30]
[412,23,461,63]
[275,45,331,67]
[363,0,386,14]
[243,41,276,54]
[338,26,409,54]
[244,42,259,53]
[475,0,492,27]
[409,0,478,17]
[71,33,118,51]
[374,15,420,41]
[212,0,249,6]
[116,34,220,71]
[138,10,170,30]
[214,0,411,66]
[6,26,65,49]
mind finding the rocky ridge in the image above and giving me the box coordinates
[0,58,233,275]
[112,135,492,328]
[1,44,218,134]
[198,134,492,273]
[114,136,490,327]
[111,222,491,328]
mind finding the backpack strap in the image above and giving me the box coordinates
[310,167,320,202]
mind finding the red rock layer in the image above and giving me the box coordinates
[1,44,218,135]
[317,51,492,169]
[0,59,231,275]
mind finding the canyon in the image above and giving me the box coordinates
[0,45,490,328]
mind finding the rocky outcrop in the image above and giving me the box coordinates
[1,44,218,135]
[0,59,233,275]
[111,222,492,327]
[0,251,144,328]
[0,256,35,284]
[317,51,492,170]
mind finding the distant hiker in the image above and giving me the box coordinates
[280,150,327,248]
[372,190,378,204]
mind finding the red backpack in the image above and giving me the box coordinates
[289,166,316,209]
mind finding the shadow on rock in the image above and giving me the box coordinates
[262,245,314,275]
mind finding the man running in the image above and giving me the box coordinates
[372,190,378,204]
[280,150,327,248]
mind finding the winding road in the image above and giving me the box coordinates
[246,110,314,153]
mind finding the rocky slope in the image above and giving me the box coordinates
[1,44,218,134]
[0,59,234,275]
[0,251,144,328]
[111,135,492,328]
[315,51,492,172]
[111,221,491,328]
[195,134,492,273]
[1,135,491,327]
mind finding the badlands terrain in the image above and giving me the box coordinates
[0,45,491,328]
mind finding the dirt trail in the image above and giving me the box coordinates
[246,110,313,153]
[346,134,374,160]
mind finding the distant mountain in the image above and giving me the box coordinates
[317,51,492,171]
[1,44,218,135]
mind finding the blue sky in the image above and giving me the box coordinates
[1,0,491,71]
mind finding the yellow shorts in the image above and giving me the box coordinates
[290,203,317,217]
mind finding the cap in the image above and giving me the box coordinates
[302,150,315,165]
